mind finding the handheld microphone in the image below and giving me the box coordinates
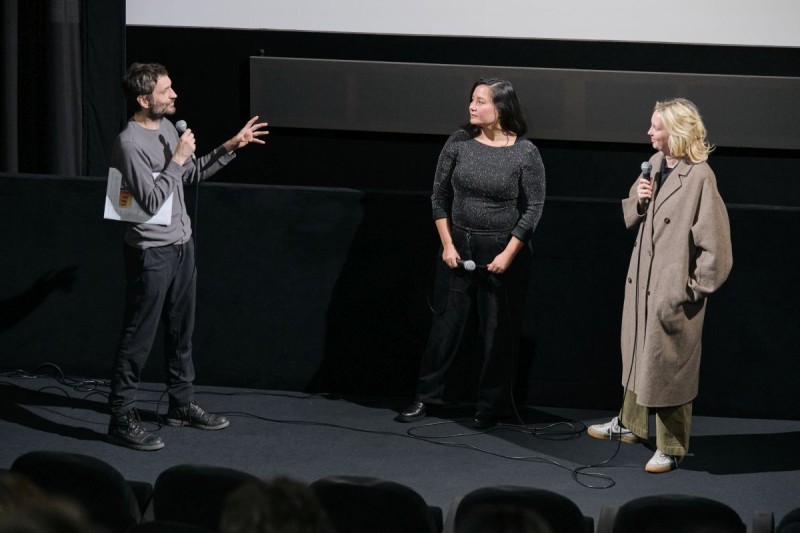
[175,120,196,162]
[456,259,476,271]
[641,161,653,205]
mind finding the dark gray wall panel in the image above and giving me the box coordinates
[251,57,800,150]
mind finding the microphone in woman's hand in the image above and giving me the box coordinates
[457,259,476,271]
[642,161,653,204]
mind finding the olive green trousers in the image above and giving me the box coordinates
[620,389,691,457]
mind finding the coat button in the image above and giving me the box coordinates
[628,278,632,283]
[664,218,671,224]
[647,290,651,295]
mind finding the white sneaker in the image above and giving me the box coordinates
[645,450,683,473]
[587,416,641,444]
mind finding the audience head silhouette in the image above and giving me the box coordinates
[0,472,105,533]
[456,503,555,533]
[220,476,330,533]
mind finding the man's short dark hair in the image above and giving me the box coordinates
[122,63,169,104]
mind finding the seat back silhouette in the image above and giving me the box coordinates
[778,507,800,532]
[152,464,259,531]
[311,475,442,533]
[447,485,592,533]
[11,450,148,533]
[608,494,746,533]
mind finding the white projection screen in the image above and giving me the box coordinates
[126,0,800,48]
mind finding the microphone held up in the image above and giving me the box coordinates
[175,119,197,162]
[641,161,653,205]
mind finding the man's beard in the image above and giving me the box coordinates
[148,101,176,120]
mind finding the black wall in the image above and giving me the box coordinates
[2,174,798,419]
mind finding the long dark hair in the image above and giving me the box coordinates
[464,78,527,138]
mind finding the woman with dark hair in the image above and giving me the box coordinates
[397,78,546,428]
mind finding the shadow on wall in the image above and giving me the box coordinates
[0,267,78,333]
[309,192,435,398]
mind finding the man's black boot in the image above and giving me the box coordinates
[107,409,165,451]
[165,402,230,430]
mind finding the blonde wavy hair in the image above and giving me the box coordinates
[654,98,714,163]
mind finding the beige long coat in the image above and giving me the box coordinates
[620,152,733,407]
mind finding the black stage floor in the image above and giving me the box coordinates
[2,374,799,529]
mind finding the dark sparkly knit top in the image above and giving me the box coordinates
[431,129,546,243]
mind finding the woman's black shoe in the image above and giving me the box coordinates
[396,401,426,422]
[473,412,497,429]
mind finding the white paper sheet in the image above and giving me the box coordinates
[103,167,173,226]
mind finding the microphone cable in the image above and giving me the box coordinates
[570,164,655,486]
[150,118,203,428]
[498,255,619,489]
[412,241,614,487]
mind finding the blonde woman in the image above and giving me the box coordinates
[588,98,733,473]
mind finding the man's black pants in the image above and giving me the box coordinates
[109,240,197,416]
